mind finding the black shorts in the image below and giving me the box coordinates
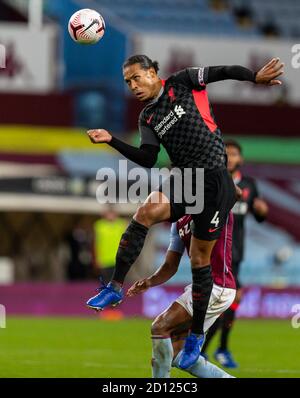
[158,167,236,241]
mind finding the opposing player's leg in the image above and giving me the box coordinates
[172,336,234,378]
[170,285,235,378]
[86,191,171,311]
[151,302,191,378]
[179,168,236,369]
[150,299,234,378]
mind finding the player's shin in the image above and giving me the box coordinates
[111,219,149,285]
[191,265,213,335]
[173,351,234,378]
[151,336,174,378]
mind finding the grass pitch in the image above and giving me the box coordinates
[0,317,299,378]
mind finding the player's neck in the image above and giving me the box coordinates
[151,80,163,100]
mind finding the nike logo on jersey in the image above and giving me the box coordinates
[208,227,221,233]
[147,113,154,124]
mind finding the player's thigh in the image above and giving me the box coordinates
[134,191,171,226]
[151,302,191,336]
[189,234,217,266]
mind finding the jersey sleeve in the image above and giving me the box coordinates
[206,65,256,84]
[167,223,185,254]
[171,67,208,90]
[138,111,160,147]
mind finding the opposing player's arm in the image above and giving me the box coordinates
[126,250,182,297]
[126,223,184,296]
[87,129,159,168]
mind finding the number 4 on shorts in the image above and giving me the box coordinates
[211,211,220,227]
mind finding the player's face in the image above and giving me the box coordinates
[226,145,243,173]
[123,63,160,101]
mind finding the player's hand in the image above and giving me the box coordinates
[255,58,284,86]
[253,198,268,217]
[87,129,112,144]
[126,279,151,297]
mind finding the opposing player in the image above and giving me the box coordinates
[201,140,268,367]
[127,212,236,378]
[86,55,283,368]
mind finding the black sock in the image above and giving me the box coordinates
[112,219,148,285]
[191,265,213,336]
[202,317,221,354]
[220,307,236,351]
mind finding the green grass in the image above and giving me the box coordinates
[0,317,299,378]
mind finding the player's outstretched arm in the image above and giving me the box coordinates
[206,58,284,86]
[87,129,159,168]
[126,250,182,297]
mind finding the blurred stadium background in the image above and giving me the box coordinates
[0,0,300,378]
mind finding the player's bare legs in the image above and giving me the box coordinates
[86,191,171,310]
[151,302,190,378]
[151,302,233,378]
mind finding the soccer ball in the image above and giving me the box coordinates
[68,9,105,45]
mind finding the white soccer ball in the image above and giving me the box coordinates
[68,8,105,45]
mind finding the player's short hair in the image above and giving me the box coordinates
[225,139,242,154]
[123,54,159,73]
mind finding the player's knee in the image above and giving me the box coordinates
[134,204,162,227]
[190,252,210,267]
[190,242,214,266]
[134,205,153,227]
[151,318,169,336]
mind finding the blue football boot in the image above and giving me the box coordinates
[86,278,123,311]
[214,348,238,368]
[178,333,205,369]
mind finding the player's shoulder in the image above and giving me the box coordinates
[167,67,206,90]
[167,68,195,83]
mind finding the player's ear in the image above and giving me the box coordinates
[148,67,157,78]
